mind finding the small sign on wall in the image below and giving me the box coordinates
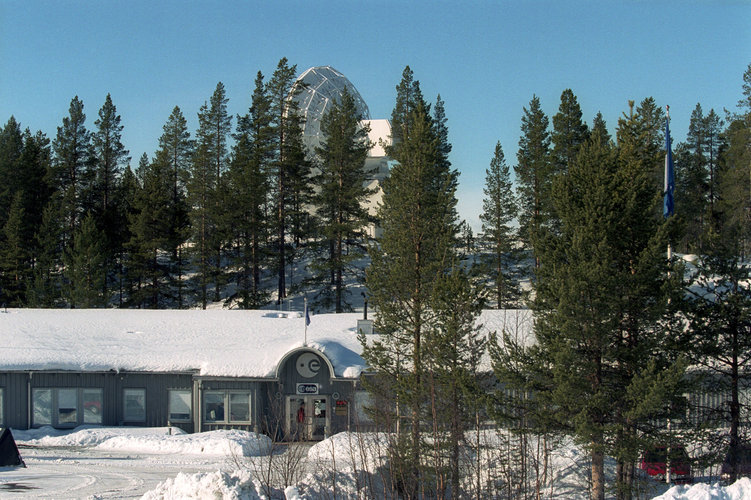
[296,383,319,395]
[335,400,348,416]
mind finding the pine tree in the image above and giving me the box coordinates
[529,121,684,500]
[28,199,63,306]
[114,165,140,306]
[65,212,105,308]
[128,153,172,307]
[267,58,304,303]
[515,95,552,260]
[0,193,27,305]
[187,102,215,309]
[156,106,192,307]
[228,71,273,308]
[363,71,459,494]
[312,87,373,312]
[92,93,130,302]
[480,141,518,308]
[551,89,589,174]
[51,96,94,252]
[0,116,24,230]
[590,111,611,146]
[425,264,484,498]
[675,104,710,252]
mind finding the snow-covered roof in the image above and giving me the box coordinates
[0,308,534,378]
[0,309,367,378]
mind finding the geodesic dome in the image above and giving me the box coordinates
[292,66,371,154]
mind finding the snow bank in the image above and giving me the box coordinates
[307,431,389,471]
[98,429,272,457]
[14,426,271,457]
[14,425,183,447]
[653,478,751,500]
[141,469,266,500]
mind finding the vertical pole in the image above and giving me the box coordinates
[665,104,673,485]
[304,297,308,347]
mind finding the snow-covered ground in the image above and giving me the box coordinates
[0,426,749,499]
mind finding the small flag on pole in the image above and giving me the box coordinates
[305,299,311,326]
[663,106,675,218]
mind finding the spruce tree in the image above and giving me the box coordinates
[312,87,373,312]
[156,106,192,307]
[207,82,232,302]
[0,117,24,230]
[551,88,589,174]
[514,95,552,260]
[590,112,611,146]
[92,93,130,302]
[28,199,63,306]
[64,212,105,308]
[480,141,519,308]
[267,58,304,303]
[228,71,273,308]
[128,153,172,307]
[51,96,94,252]
[187,102,215,308]
[0,193,26,305]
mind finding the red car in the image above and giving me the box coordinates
[640,445,692,483]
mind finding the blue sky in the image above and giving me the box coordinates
[1,1,749,230]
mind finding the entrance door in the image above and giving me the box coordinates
[286,396,328,441]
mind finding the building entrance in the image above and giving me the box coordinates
[286,395,328,441]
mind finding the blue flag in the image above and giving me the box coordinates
[304,300,311,326]
[663,114,675,218]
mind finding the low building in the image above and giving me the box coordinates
[0,309,372,441]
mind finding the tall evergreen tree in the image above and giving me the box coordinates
[51,96,94,252]
[207,82,233,302]
[515,95,552,260]
[187,102,215,309]
[156,106,192,307]
[228,71,273,308]
[363,70,459,495]
[551,89,589,174]
[0,193,27,305]
[0,116,24,230]
[425,264,484,498]
[267,58,304,303]
[128,153,172,307]
[590,111,611,146]
[28,199,63,306]
[64,212,106,308]
[92,93,130,302]
[312,87,373,312]
[531,131,684,500]
[480,141,518,308]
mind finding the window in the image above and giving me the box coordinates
[353,391,373,424]
[229,393,250,422]
[204,391,252,424]
[82,389,103,424]
[32,388,103,427]
[32,389,52,426]
[123,389,146,422]
[204,392,224,422]
[57,388,77,425]
[169,390,192,422]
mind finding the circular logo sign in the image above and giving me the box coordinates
[296,352,321,378]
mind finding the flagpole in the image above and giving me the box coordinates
[664,104,673,485]
[665,104,673,262]
[304,297,308,347]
